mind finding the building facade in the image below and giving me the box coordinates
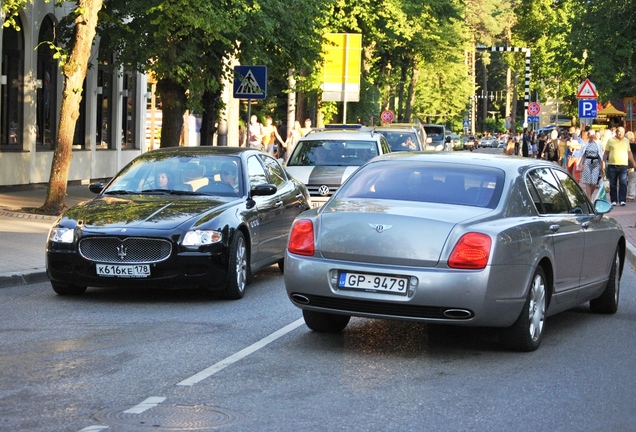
[1,2,243,189]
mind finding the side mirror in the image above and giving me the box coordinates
[594,199,612,214]
[89,183,105,194]
[251,183,277,197]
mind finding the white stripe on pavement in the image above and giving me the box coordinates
[122,396,167,414]
[177,318,304,386]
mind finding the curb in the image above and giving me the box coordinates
[0,209,58,221]
[0,270,49,288]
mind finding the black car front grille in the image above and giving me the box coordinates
[295,294,464,320]
[79,237,172,264]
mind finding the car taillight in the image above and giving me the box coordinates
[288,219,315,256]
[448,232,491,269]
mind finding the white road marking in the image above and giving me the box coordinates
[78,426,109,431]
[122,396,167,414]
[177,318,304,386]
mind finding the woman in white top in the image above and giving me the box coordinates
[577,130,605,200]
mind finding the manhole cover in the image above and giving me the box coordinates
[94,404,241,430]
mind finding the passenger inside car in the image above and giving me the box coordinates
[312,146,327,165]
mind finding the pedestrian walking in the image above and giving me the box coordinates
[626,131,636,201]
[262,116,285,156]
[577,130,604,201]
[603,126,635,206]
[541,129,560,164]
[248,115,264,150]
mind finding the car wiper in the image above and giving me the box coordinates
[103,190,136,195]
[140,189,171,194]
[167,190,205,196]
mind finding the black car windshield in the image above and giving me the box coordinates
[104,154,243,197]
[337,161,504,208]
[287,140,378,166]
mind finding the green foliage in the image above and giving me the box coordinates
[2,0,30,30]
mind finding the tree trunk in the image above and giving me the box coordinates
[40,0,104,215]
[481,61,488,134]
[405,59,419,123]
[156,78,187,147]
[200,89,220,146]
[397,58,408,121]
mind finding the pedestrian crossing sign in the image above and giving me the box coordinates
[233,66,267,100]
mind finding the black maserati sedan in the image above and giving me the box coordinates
[46,147,310,299]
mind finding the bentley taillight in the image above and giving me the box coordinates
[288,219,315,256]
[448,232,491,269]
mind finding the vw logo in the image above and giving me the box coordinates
[369,223,393,233]
[116,245,128,260]
[318,185,330,196]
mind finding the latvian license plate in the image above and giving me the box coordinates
[338,272,408,295]
[96,264,151,278]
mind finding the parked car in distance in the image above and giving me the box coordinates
[479,137,497,148]
[47,147,310,299]
[374,126,423,152]
[285,127,391,208]
[285,152,625,351]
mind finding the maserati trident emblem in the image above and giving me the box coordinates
[318,185,330,196]
[116,245,128,260]
[369,223,393,233]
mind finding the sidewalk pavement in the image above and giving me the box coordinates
[1,184,636,289]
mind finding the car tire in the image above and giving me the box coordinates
[218,231,248,300]
[500,266,547,352]
[302,309,350,333]
[277,258,284,273]
[590,247,621,314]
[51,282,87,296]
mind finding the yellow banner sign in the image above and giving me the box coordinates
[321,33,362,102]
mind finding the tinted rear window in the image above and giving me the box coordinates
[337,161,504,208]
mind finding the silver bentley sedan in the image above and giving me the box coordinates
[284,152,625,351]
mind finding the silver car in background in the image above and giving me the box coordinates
[285,127,391,208]
[285,152,625,351]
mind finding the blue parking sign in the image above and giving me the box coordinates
[578,99,597,119]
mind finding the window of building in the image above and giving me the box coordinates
[36,15,58,150]
[1,19,24,150]
[121,70,137,149]
[71,78,87,149]
[96,53,114,149]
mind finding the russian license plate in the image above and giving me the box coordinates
[96,264,151,278]
[338,272,408,295]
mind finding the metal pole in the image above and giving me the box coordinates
[343,34,350,124]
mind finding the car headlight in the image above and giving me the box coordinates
[48,227,75,244]
[182,230,222,246]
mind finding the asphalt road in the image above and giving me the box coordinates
[1,261,636,432]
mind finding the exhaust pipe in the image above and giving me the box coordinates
[443,309,473,319]
[291,293,310,305]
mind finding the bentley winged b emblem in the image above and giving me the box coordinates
[369,223,393,233]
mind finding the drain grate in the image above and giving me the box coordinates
[94,404,241,430]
